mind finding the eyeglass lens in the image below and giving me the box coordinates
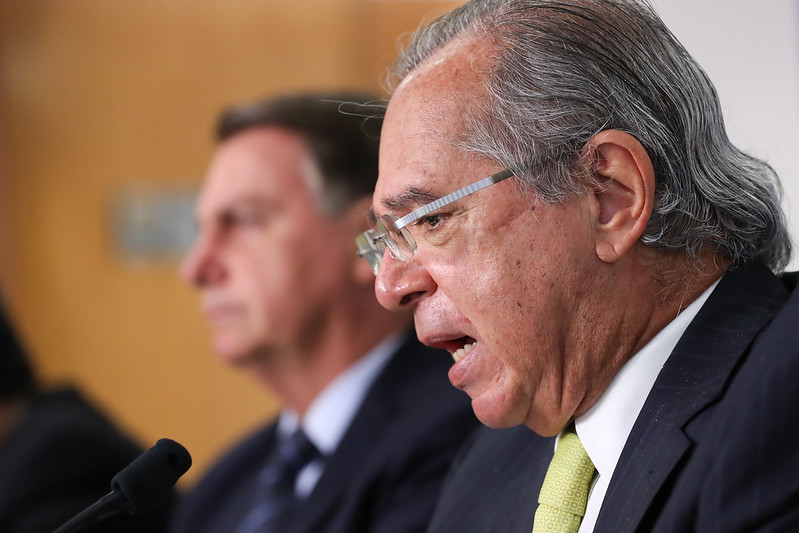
[356,230,383,274]
[376,213,416,261]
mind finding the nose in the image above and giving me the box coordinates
[179,234,224,287]
[375,253,436,312]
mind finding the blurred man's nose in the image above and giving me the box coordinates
[179,235,223,287]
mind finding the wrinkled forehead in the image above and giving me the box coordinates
[396,35,492,129]
[375,37,493,213]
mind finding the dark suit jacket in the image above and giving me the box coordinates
[0,388,174,533]
[428,263,799,532]
[169,334,480,533]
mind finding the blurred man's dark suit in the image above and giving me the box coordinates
[429,262,799,532]
[170,335,479,533]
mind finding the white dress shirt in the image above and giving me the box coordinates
[575,278,721,532]
[275,332,403,497]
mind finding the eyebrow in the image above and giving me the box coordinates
[198,196,274,224]
[380,186,442,214]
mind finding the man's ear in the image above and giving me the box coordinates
[585,130,655,263]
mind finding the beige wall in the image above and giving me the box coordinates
[0,0,461,485]
[651,0,799,271]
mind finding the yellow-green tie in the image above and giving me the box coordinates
[532,428,595,533]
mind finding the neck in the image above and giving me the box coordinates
[588,249,727,409]
[537,248,729,434]
[250,301,411,418]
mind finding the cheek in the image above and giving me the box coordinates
[444,248,541,337]
[443,249,566,402]
[234,244,303,316]
[297,247,355,306]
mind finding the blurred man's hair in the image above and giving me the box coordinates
[216,92,385,215]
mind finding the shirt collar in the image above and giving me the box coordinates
[575,277,721,478]
[277,331,404,455]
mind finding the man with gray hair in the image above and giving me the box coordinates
[357,0,799,531]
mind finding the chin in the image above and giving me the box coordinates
[471,395,524,430]
[212,339,253,367]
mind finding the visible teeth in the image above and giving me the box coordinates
[452,342,474,363]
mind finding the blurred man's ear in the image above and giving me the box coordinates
[585,129,655,263]
[344,196,374,233]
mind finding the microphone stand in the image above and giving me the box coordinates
[52,491,125,533]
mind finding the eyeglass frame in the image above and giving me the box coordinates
[356,168,515,274]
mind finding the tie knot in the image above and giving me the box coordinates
[277,428,320,474]
[539,429,594,514]
[552,431,593,485]
[533,428,596,532]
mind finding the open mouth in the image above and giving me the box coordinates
[451,337,476,362]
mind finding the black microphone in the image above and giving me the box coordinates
[53,438,192,533]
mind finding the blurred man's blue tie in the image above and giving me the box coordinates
[236,428,320,533]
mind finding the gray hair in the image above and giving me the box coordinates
[389,0,792,272]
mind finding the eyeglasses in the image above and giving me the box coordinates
[356,168,515,274]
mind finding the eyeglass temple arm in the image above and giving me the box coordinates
[394,168,514,229]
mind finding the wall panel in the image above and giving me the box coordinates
[0,0,461,484]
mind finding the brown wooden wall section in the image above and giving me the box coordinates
[0,0,461,485]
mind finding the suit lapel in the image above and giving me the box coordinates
[289,335,417,533]
[595,263,787,533]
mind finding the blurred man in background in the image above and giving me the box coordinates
[171,92,478,533]
[0,296,174,532]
